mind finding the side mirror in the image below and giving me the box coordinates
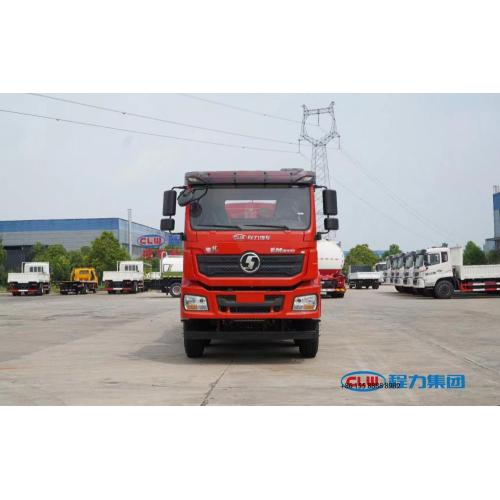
[160,218,175,231]
[323,189,338,216]
[163,190,177,216]
[324,218,339,231]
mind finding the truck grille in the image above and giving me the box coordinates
[197,254,304,277]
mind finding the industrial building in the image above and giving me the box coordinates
[484,186,500,252]
[0,218,179,271]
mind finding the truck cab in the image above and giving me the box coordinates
[393,253,405,292]
[161,169,338,358]
[384,256,394,284]
[413,247,451,296]
[374,261,387,284]
[402,251,416,292]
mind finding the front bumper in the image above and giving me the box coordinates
[181,283,321,321]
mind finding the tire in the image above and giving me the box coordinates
[337,293,345,298]
[184,338,205,358]
[60,291,68,295]
[395,286,403,293]
[169,282,182,298]
[372,283,379,290]
[133,282,138,294]
[298,337,319,358]
[433,280,454,299]
[349,284,355,289]
[108,290,115,294]
[355,283,362,289]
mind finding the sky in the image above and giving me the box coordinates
[1,93,499,251]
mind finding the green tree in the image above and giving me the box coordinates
[86,231,130,277]
[463,241,487,265]
[0,238,7,286]
[31,243,72,281]
[344,244,379,272]
[486,249,500,264]
[382,243,401,259]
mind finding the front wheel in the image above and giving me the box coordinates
[372,283,379,290]
[433,280,454,299]
[297,337,319,358]
[184,338,205,358]
[169,282,182,298]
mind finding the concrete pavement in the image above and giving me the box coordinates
[0,288,499,405]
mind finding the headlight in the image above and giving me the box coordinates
[293,294,317,311]
[183,295,208,311]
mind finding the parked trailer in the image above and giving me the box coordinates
[59,267,98,295]
[348,265,380,289]
[7,262,51,296]
[317,240,346,298]
[414,246,500,299]
[103,261,145,294]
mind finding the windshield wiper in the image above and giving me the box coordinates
[196,224,243,230]
[242,224,291,230]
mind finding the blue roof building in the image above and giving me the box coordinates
[0,218,178,271]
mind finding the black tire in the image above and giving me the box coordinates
[298,337,319,358]
[433,280,454,299]
[60,291,68,295]
[372,283,380,290]
[355,283,362,289]
[349,284,355,289]
[395,286,403,293]
[184,338,205,358]
[133,282,138,294]
[169,282,182,298]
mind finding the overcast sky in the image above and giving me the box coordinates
[1,93,499,251]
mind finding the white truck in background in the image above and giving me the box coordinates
[373,261,387,284]
[413,245,500,298]
[348,265,381,289]
[401,251,416,292]
[103,261,145,294]
[393,253,406,292]
[7,262,51,296]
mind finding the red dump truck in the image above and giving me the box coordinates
[160,168,338,358]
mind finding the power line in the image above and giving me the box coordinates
[298,152,433,242]
[0,108,298,153]
[336,147,456,241]
[28,93,296,146]
[177,93,311,125]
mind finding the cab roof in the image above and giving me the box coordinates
[184,168,315,185]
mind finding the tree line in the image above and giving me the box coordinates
[0,232,129,283]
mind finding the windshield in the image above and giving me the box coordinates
[375,263,387,271]
[189,185,311,231]
[415,254,425,268]
[405,255,414,268]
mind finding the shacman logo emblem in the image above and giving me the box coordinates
[240,252,261,273]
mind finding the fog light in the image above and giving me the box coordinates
[293,294,317,311]
[183,295,208,311]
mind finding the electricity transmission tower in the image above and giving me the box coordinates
[300,102,340,235]
[300,101,340,234]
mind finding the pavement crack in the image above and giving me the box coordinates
[200,360,233,406]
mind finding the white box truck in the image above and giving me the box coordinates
[103,261,145,294]
[413,245,500,298]
[7,262,51,296]
[348,265,381,289]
